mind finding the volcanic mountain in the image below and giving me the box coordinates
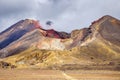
[0,19,42,49]
[0,15,120,70]
[70,15,120,60]
[0,19,70,50]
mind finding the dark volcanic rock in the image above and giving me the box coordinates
[58,31,70,39]
[70,28,91,48]
[0,61,16,69]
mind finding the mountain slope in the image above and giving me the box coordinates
[0,29,72,58]
[71,15,120,61]
[0,19,41,49]
[0,15,120,69]
[0,19,70,50]
[80,15,120,50]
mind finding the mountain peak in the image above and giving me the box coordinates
[0,19,42,49]
[102,15,114,19]
[90,15,118,26]
[24,19,42,29]
[89,15,119,31]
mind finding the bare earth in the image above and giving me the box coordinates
[0,69,120,80]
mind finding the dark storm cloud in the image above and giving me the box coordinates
[0,0,120,32]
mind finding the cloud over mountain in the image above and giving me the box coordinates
[0,0,120,32]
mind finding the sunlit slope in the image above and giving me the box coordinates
[3,47,80,69]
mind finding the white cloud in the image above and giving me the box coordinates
[37,0,50,4]
[0,0,120,32]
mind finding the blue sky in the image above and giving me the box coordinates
[0,0,120,32]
